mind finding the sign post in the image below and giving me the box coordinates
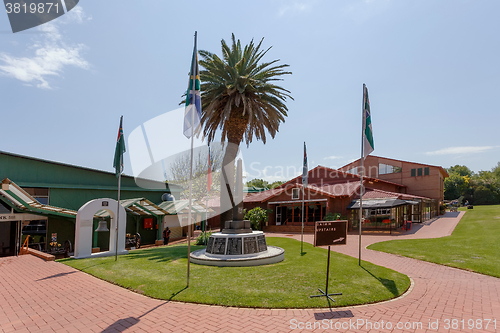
[310,220,347,303]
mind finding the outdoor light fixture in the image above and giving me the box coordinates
[95,220,109,232]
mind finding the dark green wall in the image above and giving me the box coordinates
[47,217,75,249]
[50,188,165,211]
[0,152,181,209]
[0,151,175,249]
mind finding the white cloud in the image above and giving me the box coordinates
[278,0,313,17]
[0,7,90,89]
[63,6,92,24]
[324,155,343,160]
[425,146,497,156]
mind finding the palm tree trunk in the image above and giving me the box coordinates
[219,112,248,231]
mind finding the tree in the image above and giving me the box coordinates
[444,174,469,201]
[444,163,500,205]
[246,178,270,189]
[246,179,284,189]
[269,181,284,189]
[166,144,225,201]
[197,34,292,230]
[471,169,500,205]
[444,165,473,201]
[447,165,473,177]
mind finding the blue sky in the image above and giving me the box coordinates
[1,0,499,183]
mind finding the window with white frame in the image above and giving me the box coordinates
[292,188,300,200]
[378,163,402,175]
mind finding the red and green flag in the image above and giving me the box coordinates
[113,116,126,177]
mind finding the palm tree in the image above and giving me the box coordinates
[198,34,292,230]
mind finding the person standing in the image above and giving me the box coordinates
[163,227,171,245]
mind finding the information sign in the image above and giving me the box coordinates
[314,221,347,247]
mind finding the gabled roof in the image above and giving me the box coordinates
[243,187,287,203]
[243,165,416,204]
[306,181,361,198]
[356,188,431,201]
[0,150,183,192]
[340,155,449,178]
[244,179,362,203]
[0,178,77,219]
[278,165,406,189]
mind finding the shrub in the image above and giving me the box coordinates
[196,231,212,245]
[244,207,270,230]
[324,212,341,221]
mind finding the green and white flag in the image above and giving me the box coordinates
[363,84,374,159]
[302,142,308,187]
[113,116,126,177]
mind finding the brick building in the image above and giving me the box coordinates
[243,157,448,232]
[339,156,448,210]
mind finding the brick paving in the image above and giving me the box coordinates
[1,211,499,332]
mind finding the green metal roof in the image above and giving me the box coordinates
[0,178,77,219]
[0,150,183,193]
[95,198,169,217]
[244,186,269,193]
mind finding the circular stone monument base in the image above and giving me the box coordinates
[190,246,285,267]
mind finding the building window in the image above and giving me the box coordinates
[379,163,402,175]
[292,188,300,200]
[279,202,325,224]
[22,187,49,204]
[424,167,430,176]
[417,168,423,176]
[411,169,416,177]
[346,167,358,175]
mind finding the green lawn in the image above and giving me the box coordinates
[59,237,410,308]
[368,205,500,278]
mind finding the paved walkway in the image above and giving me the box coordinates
[1,212,499,332]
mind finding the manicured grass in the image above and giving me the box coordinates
[368,205,500,278]
[59,237,410,308]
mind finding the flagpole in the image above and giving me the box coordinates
[186,31,198,288]
[359,84,365,266]
[205,194,209,243]
[115,171,121,261]
[301,185,304,254]
[114,115,125,262]
[204,145,210,243]
[301,141,307,254]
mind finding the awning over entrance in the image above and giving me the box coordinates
[95,198,169,217]
[347,198,419,209]
[0,178,77,219]
[158,199,215,215]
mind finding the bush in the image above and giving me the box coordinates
[196,231,212,245]
[244,207,270,230]
[324,212,341,221]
